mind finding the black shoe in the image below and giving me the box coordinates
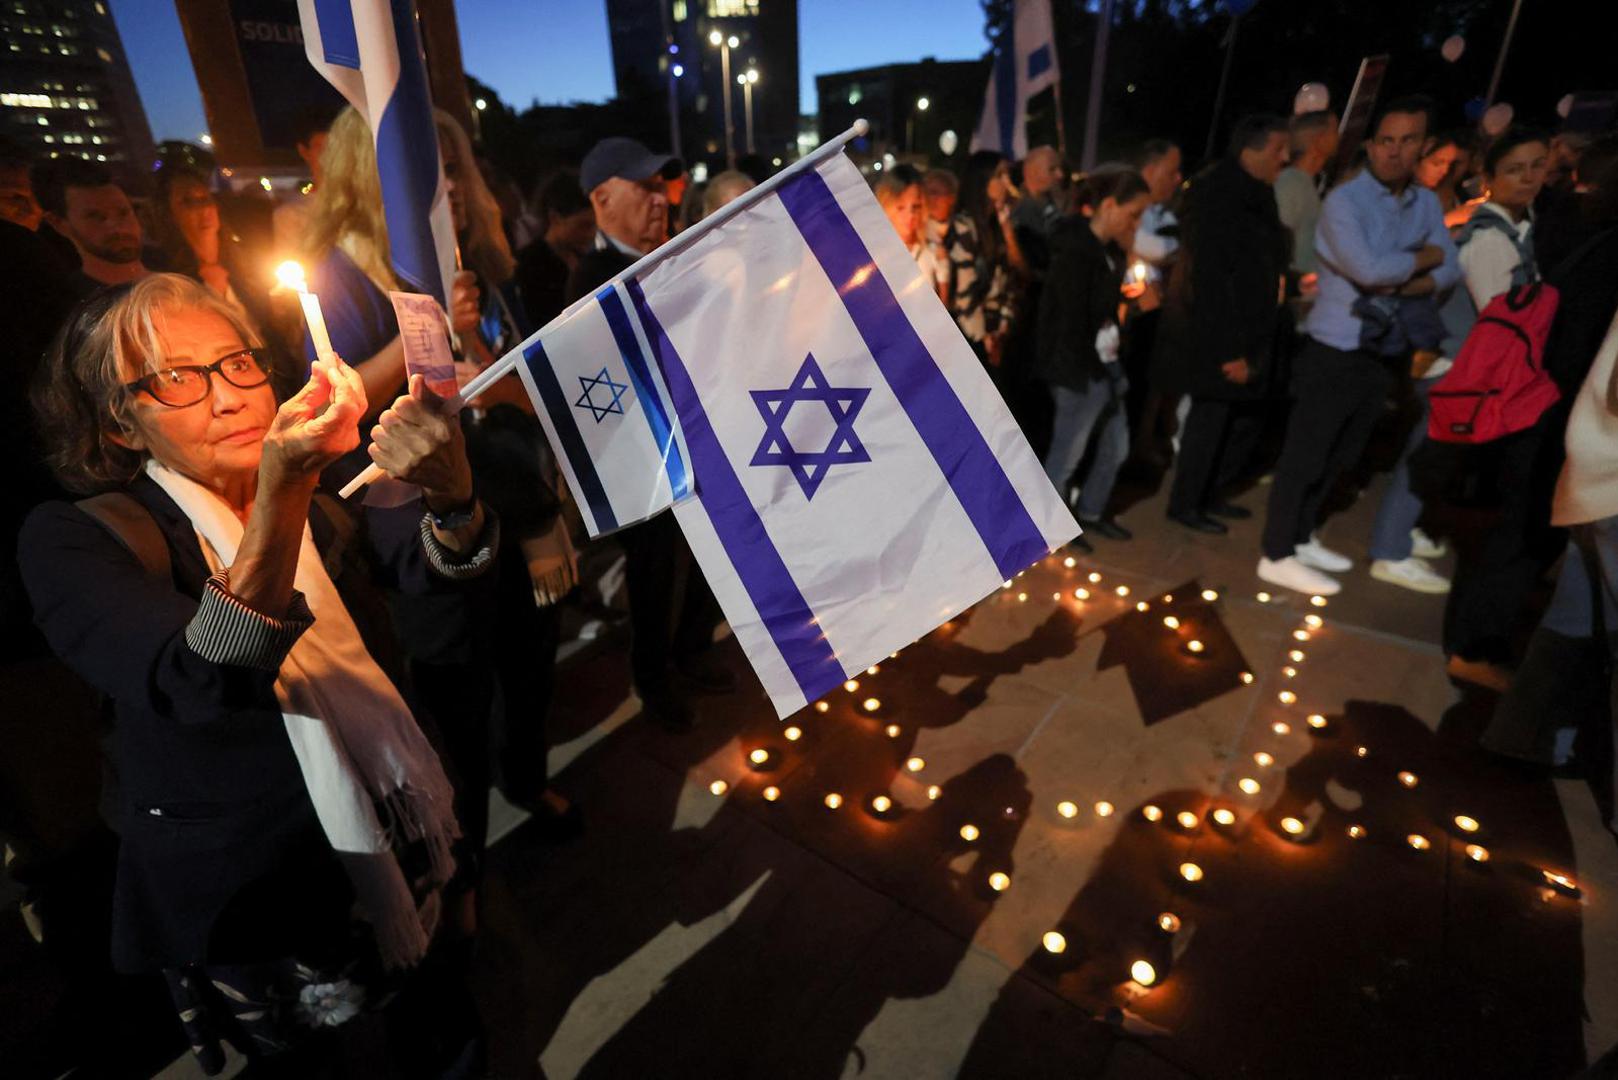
[1068,534,1094,555]
[1167,510,1229,535]
[1077,516,1133,541]
[675,653,737,695]
[639,685,695,732]
[1206,501,1252,520]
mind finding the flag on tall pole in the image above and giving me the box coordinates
[510,134,1078,716]
[296,0,457,316]
[971,0,1061,161]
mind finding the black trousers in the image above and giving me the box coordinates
[490,539,562,802]
[1442,423,1567,661]
[616,512,721,694]
[1167,398,1265,517]
[1261,339,1397,561]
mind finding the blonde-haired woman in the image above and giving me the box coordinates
[300,106,481,421]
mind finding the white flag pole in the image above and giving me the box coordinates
[340,118,873,500]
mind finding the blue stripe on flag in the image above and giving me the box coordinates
[625,279,848,704]
[778,169,1050,581]
[993,20,1018,156]
[595,285,692,501]
[523,338,618,534]
[1027,44,1051,82]
[373,0,446,303]
[312,0,360,68]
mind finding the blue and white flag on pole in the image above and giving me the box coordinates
[297,0,457,314]
[514,284,691,537]
[971,0,1061,160]
[540,151,1076,716]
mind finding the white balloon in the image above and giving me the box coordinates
[1441,35,1465,63]
[1481,102,1514,136]
[938,129,959,155]
[1293,82,1330,115]
[1557,94,1575,118]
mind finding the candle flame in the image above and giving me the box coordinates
[274,260,308,292]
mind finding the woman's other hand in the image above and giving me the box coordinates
[368,374,473,504]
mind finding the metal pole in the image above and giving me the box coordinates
[744,82,755,153]
[1080,0,1114,170]
[1484,0,1525,107]
[721,42,735,168]
[667,67,682,160]
[1203,13,1241,161]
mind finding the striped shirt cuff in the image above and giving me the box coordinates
[184,571,314,670]
[418,509,499,581]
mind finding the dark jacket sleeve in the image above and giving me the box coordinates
[18,502,299,723]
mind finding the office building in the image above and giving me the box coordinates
[0,0,156,190]
[817,58,987,166]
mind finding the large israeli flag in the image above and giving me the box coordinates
[514,284,691,537]
[581,151,1077,716]
[971,0,1061,160]
[297,0,457,315]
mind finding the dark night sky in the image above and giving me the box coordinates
[110,0,991,143]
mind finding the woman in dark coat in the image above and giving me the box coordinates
[1035,167,1152,544]
[20,274,498,1074]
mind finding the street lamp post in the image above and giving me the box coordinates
[709,30,739,168]
[740,68,759,154]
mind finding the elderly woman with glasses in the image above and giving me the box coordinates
[19,273,497,1073]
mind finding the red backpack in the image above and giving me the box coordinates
[1427,282,1561,443]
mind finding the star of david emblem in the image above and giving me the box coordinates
[749,354,872,500]
[574,367,630,423]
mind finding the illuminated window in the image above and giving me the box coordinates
[672,0,686,20]
[706,0,758,16]
[1,92,54,107]
[94,1,106,12]
[95,47,109,62]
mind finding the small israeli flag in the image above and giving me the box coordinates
[514,284,691,537]
[971,0,1061,160]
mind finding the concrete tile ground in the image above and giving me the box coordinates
[482,468,1618,1080]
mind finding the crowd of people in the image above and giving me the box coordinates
[2,81,1617,1075]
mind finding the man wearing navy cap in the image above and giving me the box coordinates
[566,137,729,730]
[568,136,680,299]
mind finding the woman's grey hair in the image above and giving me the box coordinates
[30,273,265,494]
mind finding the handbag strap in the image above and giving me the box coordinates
[76,491,171,583]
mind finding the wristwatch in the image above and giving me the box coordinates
[427,493,478,531]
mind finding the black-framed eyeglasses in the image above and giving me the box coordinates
[123,348,272,408]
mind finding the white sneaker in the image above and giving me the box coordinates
[1371,557,1451,594]
[1258,556,1342,596]
[1296,535,1353,573]
[1411,528,1448,560]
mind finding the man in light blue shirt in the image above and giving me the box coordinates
[1258,96,1459,597]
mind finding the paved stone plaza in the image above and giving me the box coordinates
[476,470,1618,1080]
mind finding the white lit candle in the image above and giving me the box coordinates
[275,261,334,364]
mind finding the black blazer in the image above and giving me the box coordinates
[17,476,480,972]
[1035,219,1125,392]
[1152,157,1288,401]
